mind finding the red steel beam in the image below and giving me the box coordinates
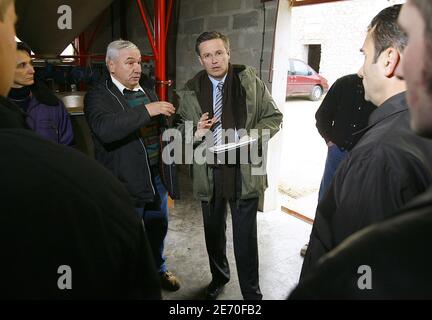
[165,0,173,41]
[155,0,167,101]
[136,0,158,57]
[78,33,87,67]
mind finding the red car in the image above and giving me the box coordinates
[286,59,329,101]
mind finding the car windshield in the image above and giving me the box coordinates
[292,60,309,76]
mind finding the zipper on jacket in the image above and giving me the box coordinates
[106,81,156,196]
[51,124,59,144]
[159,129,175,195]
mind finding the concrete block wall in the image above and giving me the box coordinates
[289,0,405,86]
[176,0,278,91]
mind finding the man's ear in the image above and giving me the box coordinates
[395,52,404,80]
[198,55,204,67]
[107,60,115,74]
[382,47,401,78]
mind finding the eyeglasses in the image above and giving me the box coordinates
[200,50,228,62]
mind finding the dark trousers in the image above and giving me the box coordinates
[135,174,168,273]
[318,144,348,202]
[201,167,262,300]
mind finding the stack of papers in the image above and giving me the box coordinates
[208,137,257,154]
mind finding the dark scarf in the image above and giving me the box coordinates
[8,81,60,109]
[30,81,61,106]
[196,64,247,200]
[8,87,32,111]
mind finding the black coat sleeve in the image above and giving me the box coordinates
[129,224,162,299]
[84,86,152,144]
[290,196,432,300]
[301,147,431,278]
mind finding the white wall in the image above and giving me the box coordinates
[262,0,292,212]
[289,0,405,86]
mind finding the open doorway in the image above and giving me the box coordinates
[307,44,321,73]
[271,0,407,222]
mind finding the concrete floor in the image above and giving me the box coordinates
[161,166,312,300]
[278,98,328,221]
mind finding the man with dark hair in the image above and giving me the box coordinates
[84,39,180,292]
[289,0,432,299]
[0,0,161,299]
[301,4,432,278]
[298,74,376,258]
[194,31,230,57]
[177,31,282,300]
[7,42,74,145]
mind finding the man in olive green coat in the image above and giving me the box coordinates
[176,31,282,300]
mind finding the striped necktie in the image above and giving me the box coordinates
[213,81,224,145]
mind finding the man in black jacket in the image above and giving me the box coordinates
[315,74,376,202]
[301,4,432,278]
[0,0,160,299]
[84,39,180,291]
[299,75,376,258]
[290,0,432,299]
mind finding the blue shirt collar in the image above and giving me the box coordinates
[208,74,227,89]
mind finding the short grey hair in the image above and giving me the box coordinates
[105,39,140,65]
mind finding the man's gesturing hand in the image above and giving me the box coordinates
[146,101,176,117]
[195,112,218,139]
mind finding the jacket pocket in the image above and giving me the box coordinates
[38,119,59,144]
[240,164,263,199]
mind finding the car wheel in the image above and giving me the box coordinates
[309,86,323,101]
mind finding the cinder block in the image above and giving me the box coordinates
[188,35,198,53]
[184,18,204,35]
[179,3,193,19]
[230,49,257,67]
[243,0,262,10]
[193,1,215,16]
[241,32,264,51]
[227,32,241,51]
[233,11,259,29]
[177,22,184,34]
[265,7,277,29]
[207,16,230,30]
[217,0,242,13]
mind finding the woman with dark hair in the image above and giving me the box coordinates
[7,41,74,145]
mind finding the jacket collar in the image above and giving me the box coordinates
[110,75,145,94]
[106,76,157,102]
[368,92,407,125]
[105,77,130,111]
[186,64,247,93]
[354,91,407,136]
